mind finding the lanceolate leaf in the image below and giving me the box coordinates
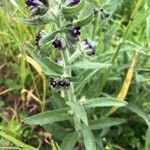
[67,101,88,125]
[60,132,78,150]
[78,12,94,27]
[75,69,100,95]
[0,131,37,150]
[71,61,111,69]
[123,8,150,39]
[89,117,126,130]
[23,108,72,125]
[84,97,128,108]
[62,0,85,15]
[24,42,63,77]
[145,127,150,150]
[127,103,150,127]
[80,123,96,150]
[17,18,53,26]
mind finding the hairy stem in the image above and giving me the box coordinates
[61,49,80,135]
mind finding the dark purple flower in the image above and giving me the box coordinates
[70,0,80,5]
[104,12,110,18]
[26,0,36,7]
[52,38,62,49]
[35,31,46,47]
[50,80,57,88]
[50,79,70,89]
[58,80,66,87]
[70,26,81,38]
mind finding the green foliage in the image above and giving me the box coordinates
[1,0,150,149]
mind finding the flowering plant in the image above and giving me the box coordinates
[12,0,150,149]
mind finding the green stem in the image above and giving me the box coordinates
[61,49,80,135]
[41,74,46,112]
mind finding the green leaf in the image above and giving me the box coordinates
[10,0,27,17]
[23,108,72,125]
[71,60,111,69]
[80,123,96,150]
[75,69,100,95]
[127,103,150,127]
[0,131,37,150]
[84,97,128,108]
[89,117,126,130]
[24,42,63,77]
[78,12,93,27]
[62,0,85,15]
[67,101,88,125]
[145,127,150,150]
[123,8,150,39]
[61,132,78,150]
[44,123,71,141]
[17,18,53,26]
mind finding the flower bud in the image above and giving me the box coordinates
[81,39,96,56]
[35,31,46,47]
[93,9,98,17]
[25,0,49,16]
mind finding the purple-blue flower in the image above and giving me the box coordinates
[52,38,62,49]
[50,80,57,88]
[58,80,66,87]
[50,79,70,89]
[81,39,96,56]
[70,0,80,5]
[70,26,81,38]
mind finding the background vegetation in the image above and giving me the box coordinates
[1,0,150,149]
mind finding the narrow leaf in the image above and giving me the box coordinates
[0,131,37,150]
[89,117,126,130]
[24,42,63,77]
[61,132,78,150]
[123,8,150,39]
[67,102,88,125]
[127,103,150,127]
[62,0,85,15]
[23,108,72,125]
[75,69,101,95]
[71,61,111,69]
[80,123,96,150]
[145,127,150,150]
[84,97,128,108]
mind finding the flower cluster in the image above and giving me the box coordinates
[26,0,49,15]
[81,39,96,56]
[50,79,70,89]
